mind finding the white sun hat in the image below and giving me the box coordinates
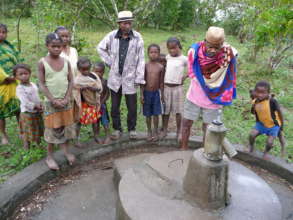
[117,11,134,22]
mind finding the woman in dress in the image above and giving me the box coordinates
[0,24,21,144]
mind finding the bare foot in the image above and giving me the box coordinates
[75,141,83,148]
[263,152,271,160]
[103,136,111,145]
[152,133,159,142]
[1,136,9,145]
[245,145,254,153]
[46,157,59,170]
[23,142,29,150]
[65,153,76,165]
[159,131,167,139]
[94,136,103,144]
[152,136,159,142]
[146,132,153,142]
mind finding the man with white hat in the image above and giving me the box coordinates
[97,11,145,140]
[179,26,237,150]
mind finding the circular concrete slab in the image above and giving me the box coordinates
[117,150,282,220]
[32,169,117,220]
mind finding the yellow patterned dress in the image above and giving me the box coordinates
[0,40,21,119]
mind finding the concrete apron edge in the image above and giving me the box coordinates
[0,133,291,220]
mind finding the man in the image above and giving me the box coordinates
[97,11,145,140]
[180,26,237,150]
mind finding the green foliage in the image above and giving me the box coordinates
[239,0,293,71]
[149,0,194,30]
[0,0,31,18]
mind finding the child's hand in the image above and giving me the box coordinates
[60,98,69,106]
[52,99,64,108]
[140,95,144,104]
[34,104,43,112]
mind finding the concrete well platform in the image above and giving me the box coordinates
[115,150,282,220]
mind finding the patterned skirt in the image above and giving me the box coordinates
[80,102,101,125]
[19,112,44,143]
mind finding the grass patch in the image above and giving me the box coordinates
[0,18,292,182]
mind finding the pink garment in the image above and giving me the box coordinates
[186,48,221,110]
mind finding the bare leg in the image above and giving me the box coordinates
[146,117,152,141]
[60,141,76,165]
[46,143,59,170]
[93,122,102,144]
[179,118,193,150]
[23,140,30,150]
[201,123,210,145]
[103,124,111,144]
[263,136,275,160]
[0,119,9,145]
[176,113,181,140]
[248,129,260,153]
[278,131,286,158]
[160,114,169,139]
[153,116,159,142]
[75,122,82,147]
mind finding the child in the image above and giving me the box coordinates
[141,44,164,141]
[158,54,166,131]
[14,64,43,150]
[38,33,76,170]
[92,62,111,144]
[248,81,285,159]
[161,37,188,139]
[158,53,167,68]
[73,57,103,146]
[55,26,79,77]
[249,86,286,158]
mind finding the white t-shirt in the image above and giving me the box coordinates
[60,47,79,77]
[164,54,188,84]
[16,82,41,113]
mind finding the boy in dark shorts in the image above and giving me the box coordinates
[248,81,285,159]
[141,44,164,141]
[93,62,111,144]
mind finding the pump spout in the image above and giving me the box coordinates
[222,137,238,158]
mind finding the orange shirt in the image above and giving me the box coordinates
[253,98,281,128]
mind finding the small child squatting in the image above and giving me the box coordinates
[248,81,286,159]
[14,64,44,150]
[141,44,164,141]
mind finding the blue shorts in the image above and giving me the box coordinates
[143,90,162,117]
[254,122,280,137]
[100,104,110,126]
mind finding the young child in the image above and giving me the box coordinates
[141,44,164,141]
[55,26,79,77]
[158,54,166,131]
[14,64,43,150]
[248,81,285,159]
[73,57,103,146]
[38,33,76,170]
[92,62,111,144]
[249,85,286,158]
[161,37,188,139]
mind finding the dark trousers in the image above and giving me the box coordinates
[110,87,137,132]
